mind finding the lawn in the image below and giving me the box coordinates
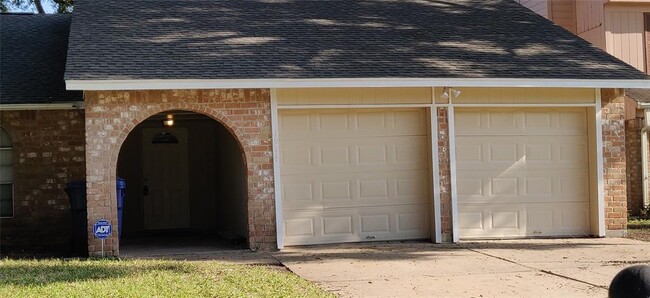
[0,259,333,298]
[627,219,650,242]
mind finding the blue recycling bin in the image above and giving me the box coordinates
[116,177,126,239]
[66,177,127,253]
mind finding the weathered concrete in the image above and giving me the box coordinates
[273,238,650,297]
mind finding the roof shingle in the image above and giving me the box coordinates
[64,0,650,82]
[1,14,82,104]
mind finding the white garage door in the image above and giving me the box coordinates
[279,109,431,246]
[455,108,591,239]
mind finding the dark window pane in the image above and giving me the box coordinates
[0,184,13,217]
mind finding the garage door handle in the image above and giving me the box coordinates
[143,185,149,196]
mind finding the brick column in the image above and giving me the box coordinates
[601,88,628,236]
[84,89,275,256]
[437,107,453,241]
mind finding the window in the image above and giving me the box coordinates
[1,127,13,218]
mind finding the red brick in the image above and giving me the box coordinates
[84,89,274,256]
[0,110,86,247]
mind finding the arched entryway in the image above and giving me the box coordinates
[116,110,248,255]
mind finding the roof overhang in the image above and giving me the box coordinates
[66,78,650,91]
[0,102,84,110]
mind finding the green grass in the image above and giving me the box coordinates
[0,259,333,298]
[628,218,650,229]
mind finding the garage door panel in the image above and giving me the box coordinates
[456,108,587,136]
[281,136,428,175]
[456,108,590,239]
[456,136,588,170]
[457,169,589,203]
[283,205,430,246]
[282,170,430,210]
[459,202,590,238]
[279,109,427,140]
[280,108,431,245]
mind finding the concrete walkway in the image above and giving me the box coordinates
[273,238,650,297]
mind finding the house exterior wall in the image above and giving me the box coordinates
[83,89,275,256]
[625,115,645,216]
[604,4,650,73]
[0,87,629,252]
[549,0,578,33]
[576,1,606,49]
[0,110,86,248]
[516,1,649,72]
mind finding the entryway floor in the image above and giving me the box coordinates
[119,233,247,258]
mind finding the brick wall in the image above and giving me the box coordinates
[84,89,274,256]
[602,88,628,234]
[625,116,644,216]
[437,107,453,240]
[0,110,86,248]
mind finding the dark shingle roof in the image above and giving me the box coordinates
[1,14,82,104]
[626,89,650,103]
[65,0,650,81]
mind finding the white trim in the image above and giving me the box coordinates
[595,89,606,237]
[430,89,442,243]
[448,95,460,243]
[270,89,285,249]
[66,78,650,90]
[277,103,598,110]
[277,104,433,110]
[0,102,84,111]
[452,103,597,108]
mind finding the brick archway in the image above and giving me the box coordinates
[84,89,276,256]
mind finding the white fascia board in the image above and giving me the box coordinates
[66,78,650,90]
[0,102,84,110]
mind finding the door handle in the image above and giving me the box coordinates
[143,185,149,196]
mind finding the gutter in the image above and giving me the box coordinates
[66,78,650,91]
[0,102,84,111]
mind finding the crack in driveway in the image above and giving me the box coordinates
[466,248,608,290]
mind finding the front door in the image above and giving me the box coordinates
[142,127,190,230]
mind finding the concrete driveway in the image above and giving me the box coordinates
[273,238,650,297]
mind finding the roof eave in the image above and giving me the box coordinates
[0,101,84,110]
[65,78,650,91]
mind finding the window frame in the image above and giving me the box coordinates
[0,127,14,218]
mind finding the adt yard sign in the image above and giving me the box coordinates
[93,219,112,239]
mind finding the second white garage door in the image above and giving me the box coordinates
[455,108,591,239]
[279,109,431,246]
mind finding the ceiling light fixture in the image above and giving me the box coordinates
[163,114,174,127]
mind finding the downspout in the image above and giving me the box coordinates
[638,103,650,209]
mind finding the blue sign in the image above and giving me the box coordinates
[93,219,112,239]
